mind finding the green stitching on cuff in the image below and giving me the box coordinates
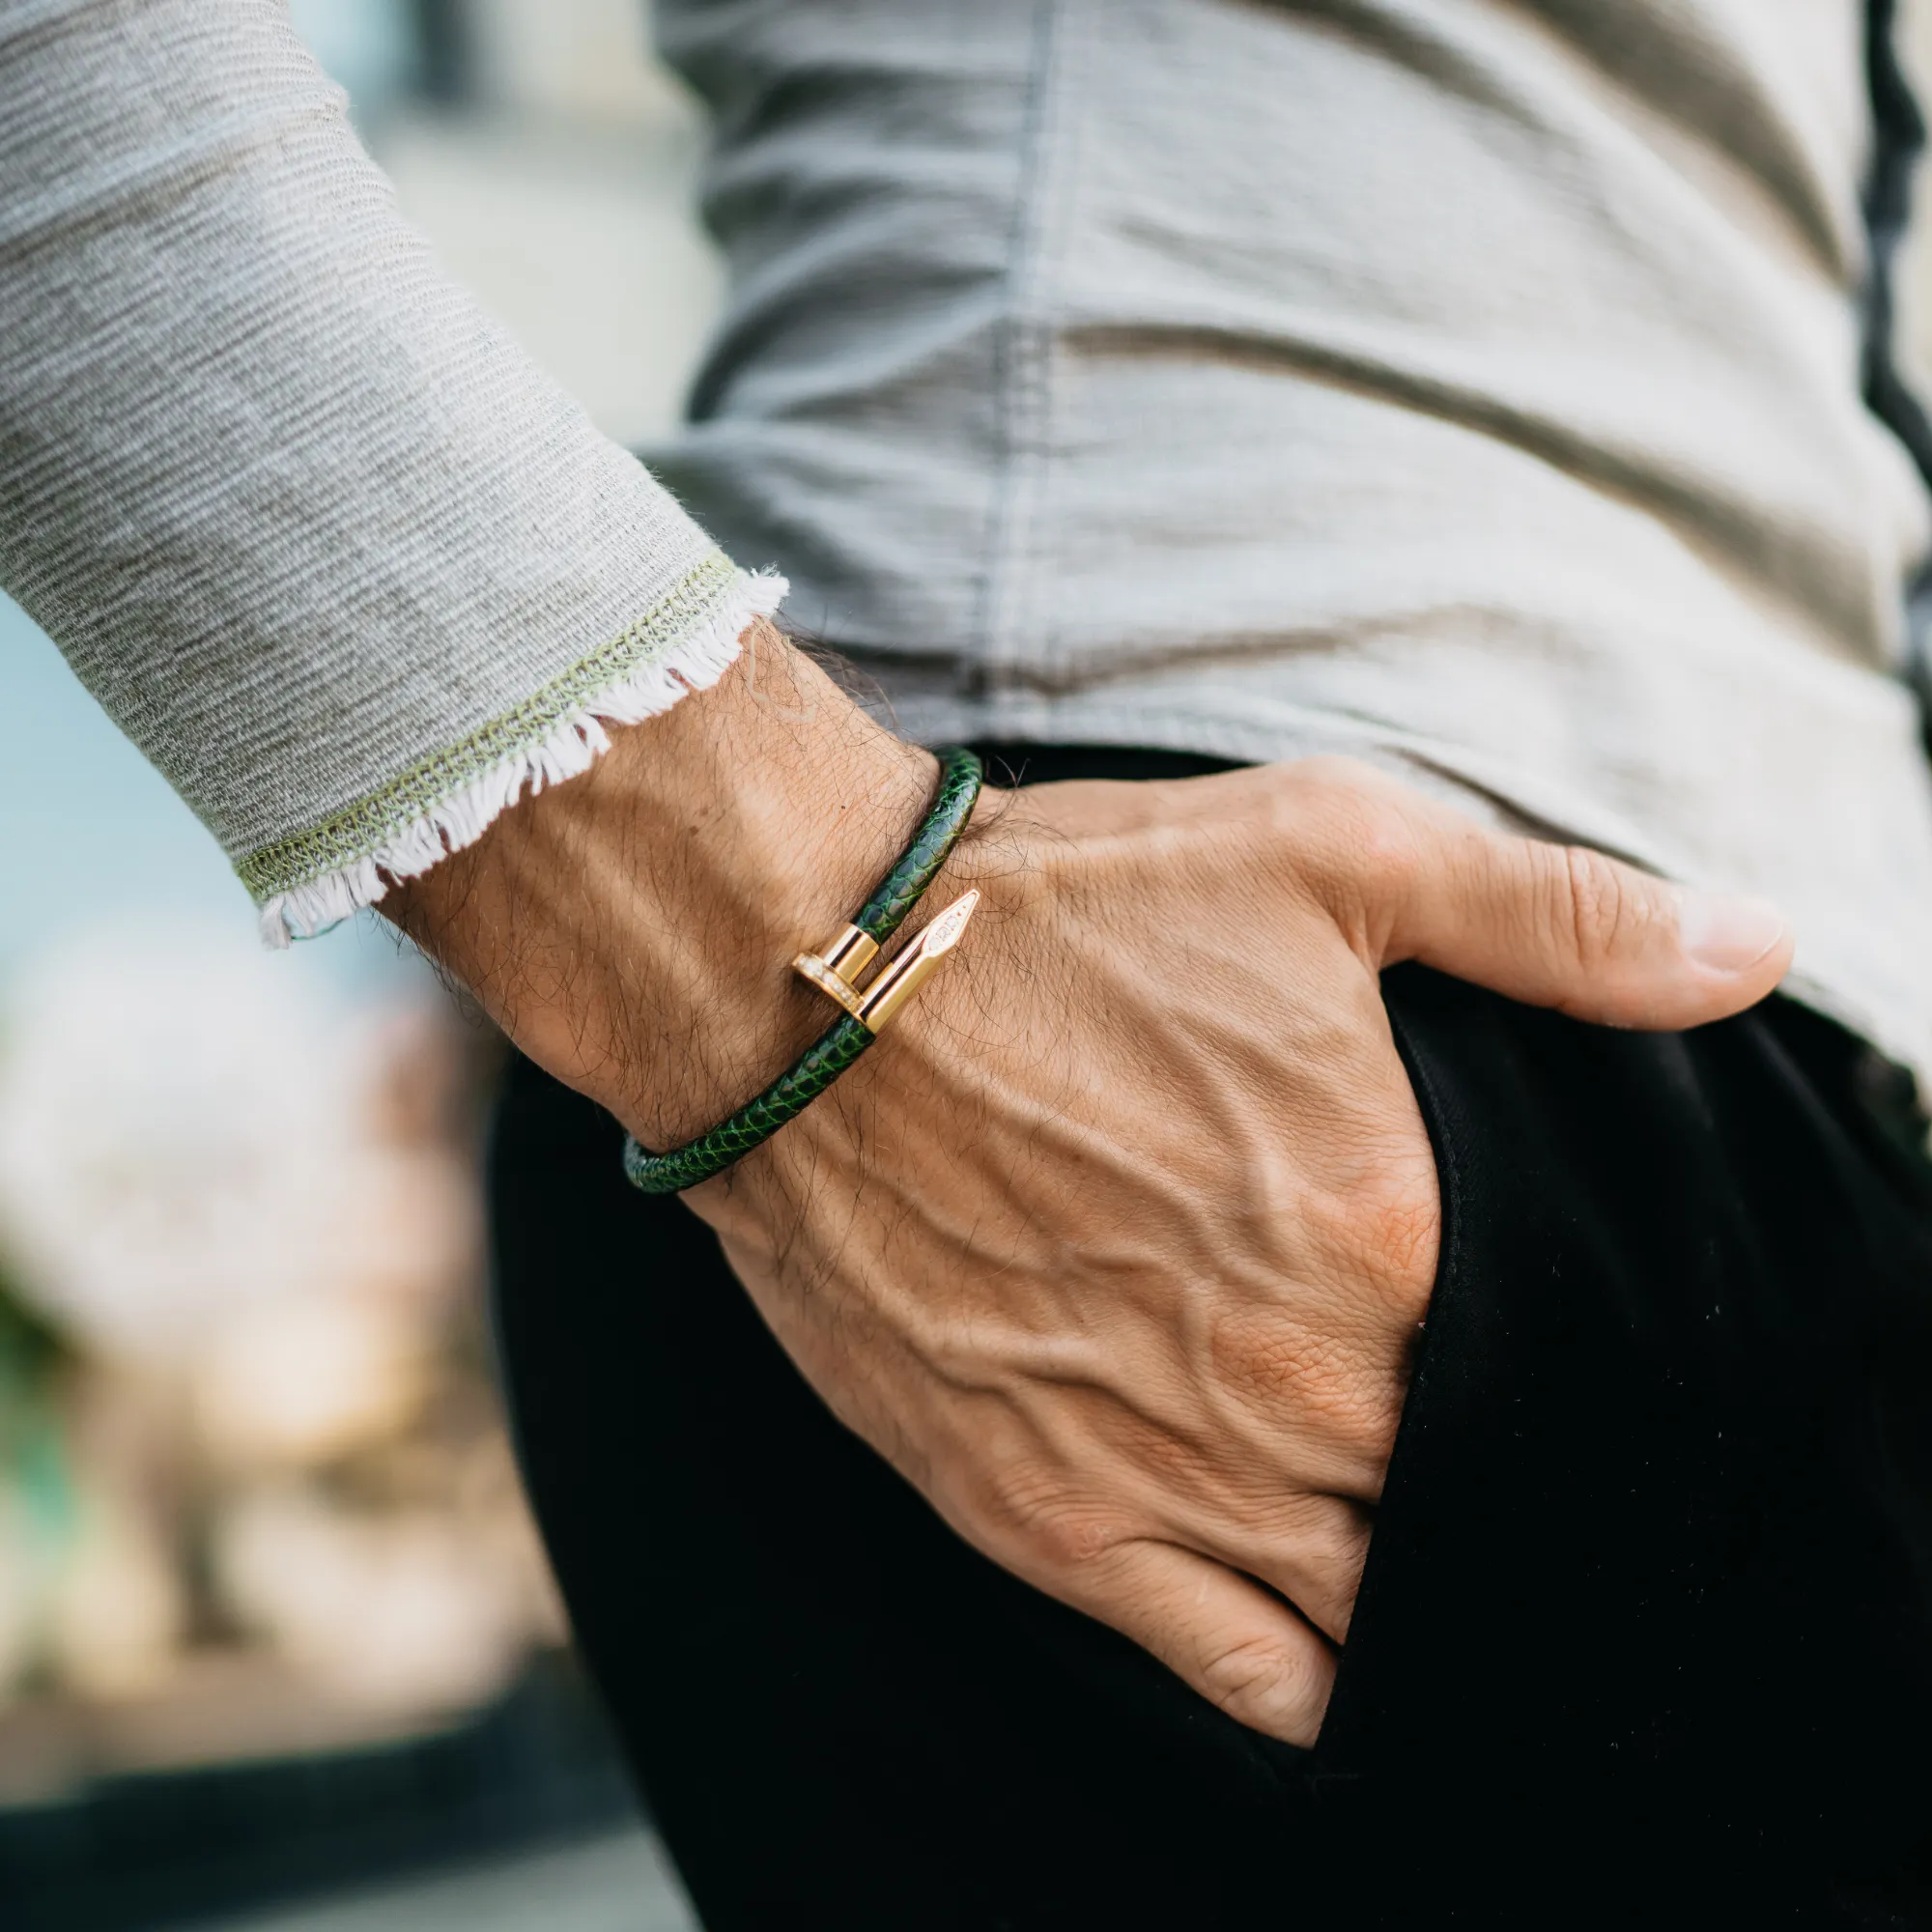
[237,551,742,902]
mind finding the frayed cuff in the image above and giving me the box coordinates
[242,556,786,946]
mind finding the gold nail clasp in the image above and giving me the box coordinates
[792,889,980,1035]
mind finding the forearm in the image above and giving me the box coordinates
[385,621,937,1149]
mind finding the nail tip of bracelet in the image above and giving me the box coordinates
[924,888,980,952]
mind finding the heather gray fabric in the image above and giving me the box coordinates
[0,0,771,939]
[652,0,1932,1087]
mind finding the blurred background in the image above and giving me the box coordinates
[12,3,1932,1927]
[0,2,716,1925]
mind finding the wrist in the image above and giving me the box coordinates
[386,621,939,1146]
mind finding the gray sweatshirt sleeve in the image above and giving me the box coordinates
[0,0,781,942]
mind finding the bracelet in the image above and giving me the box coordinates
[622,747,985,1195]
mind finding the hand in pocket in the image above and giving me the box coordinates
[689,758,1793,1744]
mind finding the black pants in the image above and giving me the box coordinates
[490,749,1932,1928]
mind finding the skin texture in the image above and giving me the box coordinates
[390,621,1793,1746]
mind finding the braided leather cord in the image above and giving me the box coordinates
[622,748,983,1195]
[848,746,983,941]
[623,1014,874,1194]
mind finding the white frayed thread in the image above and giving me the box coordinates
[258,570,787,947]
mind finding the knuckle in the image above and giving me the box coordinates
[1303,1509,1374,1635]
[1300,1151,1443,1311]
[1555,843,1637,966]
[1279,753,1382,800]
[1273,759,1423,901]
[1357,1173,1442,1315]
[1369,1187,1438,1303]
[977,1464,1126,1575]
[1210,1310,1405,1468]
[1199,1633,1321,1731]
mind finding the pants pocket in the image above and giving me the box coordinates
[1306,965,1932,1921]
[1307,963,1473,1776]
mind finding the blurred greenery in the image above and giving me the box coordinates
[0,1257,75,1570]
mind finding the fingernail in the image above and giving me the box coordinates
[1677,890,1788,974]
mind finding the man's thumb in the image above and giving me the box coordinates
[1365,788,1793,1032]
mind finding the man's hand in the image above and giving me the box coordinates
[391,624,1791,1746]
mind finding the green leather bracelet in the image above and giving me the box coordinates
[622,747,984,1195]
